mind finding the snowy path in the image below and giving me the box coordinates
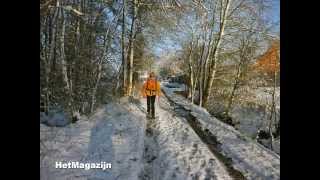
[137,95,234,180]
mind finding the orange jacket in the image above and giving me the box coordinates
[142,78,161,97]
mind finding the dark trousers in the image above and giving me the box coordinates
[147,95,156,117]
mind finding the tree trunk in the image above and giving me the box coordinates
[90,11,117,113]
[268,70,277,150]
[90,63,102,113]
[41,16,53,115]
[59,8,70,93]
[191,75,199,104]
[202,0,231,107]
[199,49,204,107]
[114,62,123,95]
[187,40,194,100]
[122,0,127,96]
[43,56,51,115]
[203,15,216,93]
[191,37,200,104]
[225,58,243,116]
[127,0,137,96]
[59,4,76,120]
[198,42,206,107]
[48,5,59,71]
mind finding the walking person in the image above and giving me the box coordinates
[142,72,161,119]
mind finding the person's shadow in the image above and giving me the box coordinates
[84,102,148,180]
[84,108,114,179]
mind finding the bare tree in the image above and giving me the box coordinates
[122,0,128,96]
[225,30,257,116]
[127,0,138,96]
[202,0,231,107]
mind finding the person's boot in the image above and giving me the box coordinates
[146,112,151,118]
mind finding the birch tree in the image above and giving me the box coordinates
[202,0,231,107]
[127,0,138,96]
[224,31,258,116]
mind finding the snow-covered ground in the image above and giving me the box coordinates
[40,102,146,180]
[253,87,280,109]
[162,82,280,180]
[41,97,234,180]
[140,95,233,180]
[188,84,280,154]
[229,87,280,154]
[40,82,279,180]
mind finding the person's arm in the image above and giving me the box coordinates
[157,81,161,100]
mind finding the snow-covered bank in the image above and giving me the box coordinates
[40,102,145,180]
[169,82,280,155]
[162,83,280,180]
[208,86,280,155]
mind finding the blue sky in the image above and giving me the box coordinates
[268,0,280,31]
[271,0,280,23]
[152,0,280,58]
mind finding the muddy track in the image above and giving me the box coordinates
[139,114,160,180]
[162,90,247,180]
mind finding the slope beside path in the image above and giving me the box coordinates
[161,82,280,180]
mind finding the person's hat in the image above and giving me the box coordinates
[149,72,155,77]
